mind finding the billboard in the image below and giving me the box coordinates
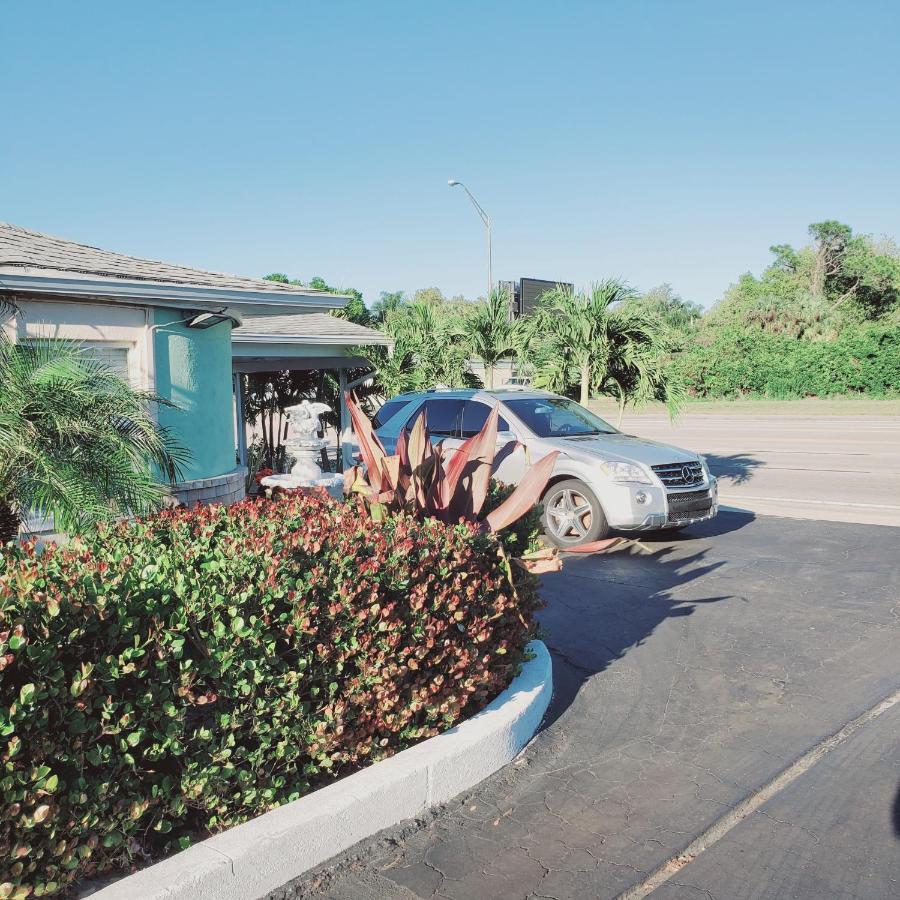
[518,278,573,317]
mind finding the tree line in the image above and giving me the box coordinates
[250,218,899,452]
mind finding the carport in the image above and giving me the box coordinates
[231,313,392,471]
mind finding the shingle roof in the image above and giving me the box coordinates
[0,221,336,297]
[233,313,392,345]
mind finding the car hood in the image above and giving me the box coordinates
[541,433,699,467]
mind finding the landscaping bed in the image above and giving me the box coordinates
[0,491,541,898]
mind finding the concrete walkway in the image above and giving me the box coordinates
[270,512,900,899]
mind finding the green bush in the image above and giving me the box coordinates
[0,492,540,897]
[672,324,900,398]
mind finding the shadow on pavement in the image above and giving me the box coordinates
[539,513,751,728]
[657,506,757,541]
[893,780,900,838]
[705,452,764,485]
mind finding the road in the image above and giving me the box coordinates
[605,407,900,527]
[271,512,900,900]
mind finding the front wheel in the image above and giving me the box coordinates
[541,479,609,548]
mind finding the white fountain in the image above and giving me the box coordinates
[259,400,344,498]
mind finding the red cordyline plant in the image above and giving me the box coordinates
[343,395,620,571]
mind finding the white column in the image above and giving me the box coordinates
[233,372,248,468]
[339,369,354,472]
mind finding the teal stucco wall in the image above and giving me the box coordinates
[153,308,235,481]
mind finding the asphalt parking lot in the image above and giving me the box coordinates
[274,511,900,899]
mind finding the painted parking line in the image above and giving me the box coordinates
[617,684,900,900]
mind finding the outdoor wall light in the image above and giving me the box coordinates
[186,311,230,329]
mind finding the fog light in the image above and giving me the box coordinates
[635,490,649,505]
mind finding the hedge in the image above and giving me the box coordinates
[673,323,900,399]
[0,492,540,897]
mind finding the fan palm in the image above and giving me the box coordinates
[0,334,187,544]
[462,288,517,388]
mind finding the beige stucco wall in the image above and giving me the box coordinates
[2,297,154,389]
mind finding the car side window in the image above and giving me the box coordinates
[372,398,409,429]
[459,401,510,437]
[406,398,465,437]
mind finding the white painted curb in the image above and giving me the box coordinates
[93,640,552,900]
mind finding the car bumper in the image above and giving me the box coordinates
[603,479,718,531]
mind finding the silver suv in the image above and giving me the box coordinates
[373,388,718,547]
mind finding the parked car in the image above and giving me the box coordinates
[373,388,718,547]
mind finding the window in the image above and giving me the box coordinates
[459,401,509,437]
[406,398,465,437]
[503,397,617,437]
[372,398,409,429]
[23,339,132,383]
[83,344,130,381]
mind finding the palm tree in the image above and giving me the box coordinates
[601,307,686,426]
[524,280,683,424]
[370,300,477,396]
[462,288,517,389]
[370,290,407,325]
[0,334,187,544]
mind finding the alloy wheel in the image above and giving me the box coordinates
[546,487,594,541]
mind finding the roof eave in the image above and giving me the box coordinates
[232,332,393,347]
[0,271,349,313]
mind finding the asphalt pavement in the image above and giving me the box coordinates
[270,511,900,899]
[608,410,900,527]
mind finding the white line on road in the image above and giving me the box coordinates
[718,493,900,511]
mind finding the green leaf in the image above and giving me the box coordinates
[19,684,35,704]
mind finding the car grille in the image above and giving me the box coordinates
[652,460,704,487]
[666,488,713,523]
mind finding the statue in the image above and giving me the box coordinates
[258,399,342,499]
[279,400,332,481]
[284,400,331,443]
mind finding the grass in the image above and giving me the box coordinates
[588,395,900,418]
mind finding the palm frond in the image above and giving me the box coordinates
[0,335,188,535]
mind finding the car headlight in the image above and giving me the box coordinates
[699,455,711,476]
[598,460,651,484]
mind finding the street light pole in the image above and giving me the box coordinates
[448,179,492,301]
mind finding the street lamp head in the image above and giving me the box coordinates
[447,179,460,187]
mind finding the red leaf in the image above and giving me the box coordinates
[382,455,401,492]
[484,450,559,533]
[513,556,563,574]
[345,394,387,493]
[461,405,500,519]
[396,427,410,469]
[562,537,624,554]
[407,409,433,508]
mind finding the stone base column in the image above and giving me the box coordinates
[167,467,246,508]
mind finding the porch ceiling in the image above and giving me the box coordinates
[232,353,374,372]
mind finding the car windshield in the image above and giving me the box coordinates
[503,397,618,438]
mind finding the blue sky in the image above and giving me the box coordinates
[3,1,899,308]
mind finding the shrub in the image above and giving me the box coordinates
[0,492,539,896]
[672,324,900,398]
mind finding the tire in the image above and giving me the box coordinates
[541,478,609,548]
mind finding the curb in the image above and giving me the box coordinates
[92,640,552,900]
